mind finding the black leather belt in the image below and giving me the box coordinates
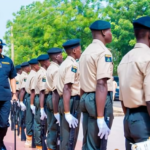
[127,106,147,114]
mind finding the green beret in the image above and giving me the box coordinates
[90,20,111,31]
[133,16,150,29]
[37,54,49,61]
[63,39,80,50]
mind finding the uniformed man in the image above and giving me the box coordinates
[46,48,63,150]
[79,20,113,149]
[57,39,81,150]
[11,65,22,132]
[25,59,40,147]
[118,16,150,150]
[19,62,31,140]
[15,65,22,97]
[112,77,117,100]
[0,39,17,149]
[34,54,50,150]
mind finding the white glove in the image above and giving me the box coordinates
[40,108,47,120]
[30,105,36,115]
[97,117,110,140]
[65,112,78,128]
[16,100,20,107]
[20,102,26,111]
[54,113,60,126]
[11,100,20,107]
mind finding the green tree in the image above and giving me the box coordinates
[4,0,104,65]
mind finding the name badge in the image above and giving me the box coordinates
[2,62,10,65]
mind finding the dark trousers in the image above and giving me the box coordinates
[124,106,150,150]
[26,94,33,136]
[46,93,59,150]
[34,95,48,146]
[80,92,114,150]
[58,96,81,150]
[0,100,11,147]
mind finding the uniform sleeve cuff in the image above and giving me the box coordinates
[64,77,75,84]
[97,73,111,80]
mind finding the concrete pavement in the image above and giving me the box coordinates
[4,116,125,150]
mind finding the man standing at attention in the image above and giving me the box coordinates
[118,16,150,150]
[0,39,17,149]
[46,48,63,150]
[25,59,40,148]
[57,39,81,150]
[79,20,113,149]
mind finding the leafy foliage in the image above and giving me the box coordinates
[4,0,150,75]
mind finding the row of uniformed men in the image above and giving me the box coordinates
[13,20,114,150]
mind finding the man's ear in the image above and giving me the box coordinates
[101,30,105,36]
[73,48,76,54]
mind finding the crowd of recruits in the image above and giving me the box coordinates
[13,19,114,150]
[4,15,150,150]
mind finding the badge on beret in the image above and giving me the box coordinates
[105,54,112,62]
[24,78,27,82]
[71,66,77,73]
[42,77,46,82]
[16,81,19,84]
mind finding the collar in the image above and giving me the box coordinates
[92,39,107,51]
[0,54,4,58]
[134,43,150,50]
[51,61,59,67]
[31,69,36,73]
[41,67,46,71]
[22,71,28,75]
[67,56,76,62]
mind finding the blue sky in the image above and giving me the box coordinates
[0,0,44,41]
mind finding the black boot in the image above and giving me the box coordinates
[0,142,6,150]
[0,127,8,150]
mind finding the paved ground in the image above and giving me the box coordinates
[4,116,125,150]
[113,101,122,108]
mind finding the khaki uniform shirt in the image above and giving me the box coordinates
[46,61,59,92]
[25,70,39,94]
[79,39,113,92]
[107,77,113,91]
[57,56,80,96]
[118,43,150,108]
[36,67,49,94]
[15,73,21,91]
[20,71,28,89]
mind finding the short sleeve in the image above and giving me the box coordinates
[30,76,36,90]
[143,62,150,101]
[53,70,58,91]
[9,59,17,79]
[96,53,113,80]
[119,85,123,101]
[16,77,20,91]
[64,65,76,84]
[39,74,47,91]
[21,77,27,89]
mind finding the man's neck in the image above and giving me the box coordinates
[68,54,76,60]
[52,59,59,65]
[137,39,150,47]
[41,65,47,70]
[93,38,106,45]
[31,68,36,72]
